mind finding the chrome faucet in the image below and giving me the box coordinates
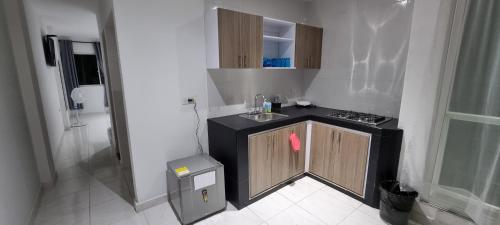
[253,93,265,114]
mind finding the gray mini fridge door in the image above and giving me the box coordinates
[167,154,226,224]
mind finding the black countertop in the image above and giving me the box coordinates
[208,106,400,136]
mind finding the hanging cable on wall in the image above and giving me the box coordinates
[193,100,204,154]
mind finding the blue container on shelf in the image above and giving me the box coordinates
[278,58,284,67]
[263,58,272,67]
[271,58,279,67]
[284,58,291,67]
[263,57,291,68]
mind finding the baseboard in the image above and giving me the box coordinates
[409,200,475,225]
[25,186,43,225]
[41,172,58,189]
[133,193,168,212]
[52,132,66,162]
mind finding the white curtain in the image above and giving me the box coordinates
[432,0,500,224]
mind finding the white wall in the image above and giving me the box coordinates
[304,0,414,118]
[0,1,41,224]
[397,0,456,193]
[28,0,99,41]
[24,2,67,159]
[2,0,57,185]
[109,0,209,204]
[105,0,313,205]
[79,85,107,114]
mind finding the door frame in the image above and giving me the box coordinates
[423,0,470,202]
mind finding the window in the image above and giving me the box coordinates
[427,0,500,223]
[74,54,100,85]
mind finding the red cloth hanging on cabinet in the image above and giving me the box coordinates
[289,132,301,152]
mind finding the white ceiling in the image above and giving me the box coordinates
[27,0,99,41]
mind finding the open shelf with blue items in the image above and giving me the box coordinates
[262,17,295,69]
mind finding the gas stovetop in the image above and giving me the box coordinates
[327,110,392,126]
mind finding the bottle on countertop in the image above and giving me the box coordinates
[263,100,272,113]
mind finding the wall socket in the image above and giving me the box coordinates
[182,97,196,105]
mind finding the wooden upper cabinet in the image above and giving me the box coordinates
[217,8,263,68]
[240,12,263,68]
[295,24,323,69]
[209,8,322,69]
[294,24,308,69]
[218,9,241,68]
[309,122,370,196]
[309,26,323,69]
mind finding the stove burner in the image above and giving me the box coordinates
[327,110,391,126]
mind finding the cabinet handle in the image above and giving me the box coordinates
[244,55,247,67]
[266,136,270,160]
[238,56,242,68]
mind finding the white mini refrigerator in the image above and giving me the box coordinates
[166,154,226,224]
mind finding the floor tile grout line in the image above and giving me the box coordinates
[244,206,268,224]
[38,186,91,208]
[291,186,328,225]
[258,184,322,223]
[280,181,325,204]
[296,202,332,225]
[353,205,384,221]
[336,204,360,225]
[251,178,341,224]
[143,210,152,225]
[294,185,364,225]
[247,192,294,222]
[85,125,92,225]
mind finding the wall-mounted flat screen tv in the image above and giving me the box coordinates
[43,35,57,67]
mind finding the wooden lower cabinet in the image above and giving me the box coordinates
[249,122,306,198]
[309,122,370,196]
[248,131,273,197]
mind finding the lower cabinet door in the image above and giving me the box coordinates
[249,132,274,197]
[249,122,307,198]
[309,122,336,178]
[250,122,369,198]
[271,122,306,186]
[310,122,370,196]
[336,130,370,196]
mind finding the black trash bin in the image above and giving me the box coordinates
[379,180,418,225]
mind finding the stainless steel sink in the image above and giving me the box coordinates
[239,112,289,123]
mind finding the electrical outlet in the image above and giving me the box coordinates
[182,97,196,105]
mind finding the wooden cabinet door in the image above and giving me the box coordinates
[294,24,308,69]
[335,130,370,196]
[249,131,274,197]
[309,123,337,177]
[240,12,263,68]
[286,123,307,177]
[295,24,323,69]
[310,123,369,196]
[271,123,306,185]
[218,8,241,68]
[309,26,323,69]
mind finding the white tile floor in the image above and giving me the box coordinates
[34,113,387,225]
